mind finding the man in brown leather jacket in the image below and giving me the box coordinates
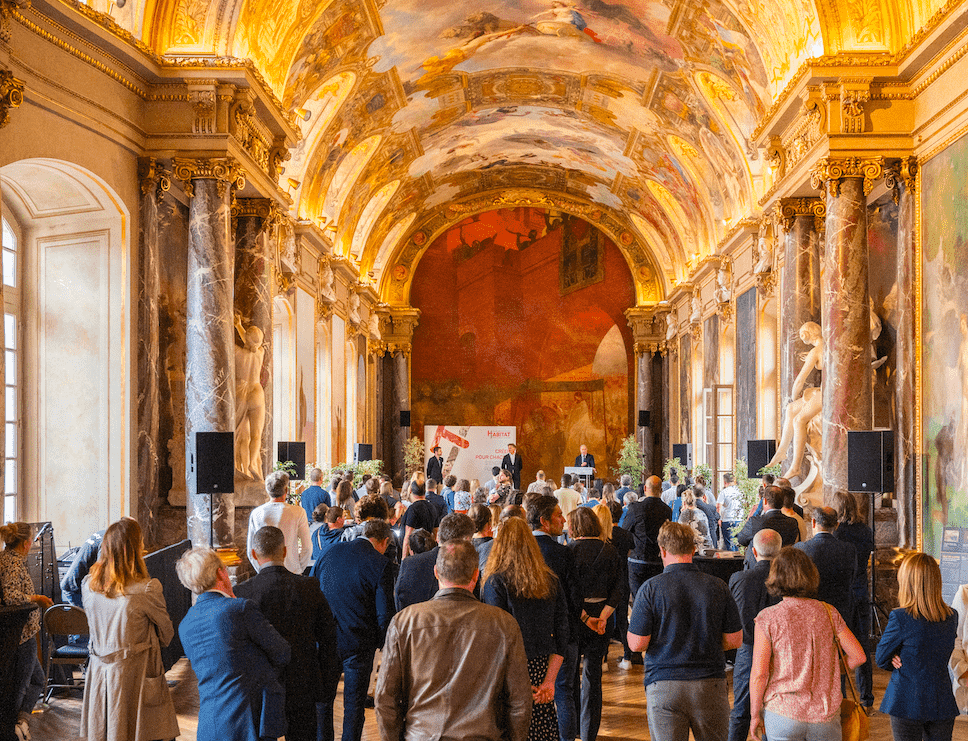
[375,539,532,741]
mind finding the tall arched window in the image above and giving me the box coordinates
[1,216,18,523]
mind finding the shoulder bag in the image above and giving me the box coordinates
[823,603,869,741]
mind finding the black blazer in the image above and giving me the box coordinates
[394,546,440,612]
[501,453,523,489]
[235,564,340,700]
[737,509,800,568]
[794,533,857,623]
[728,558,779,645]
[574,453,596,470]
[534,533,582,637]
[426,456,445,486]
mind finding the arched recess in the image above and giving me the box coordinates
[0,159,131,549]
[375,190,668,308]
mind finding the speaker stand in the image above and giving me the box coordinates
[868,492,891,638]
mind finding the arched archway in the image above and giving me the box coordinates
[0,159,131,548]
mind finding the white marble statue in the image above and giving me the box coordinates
[754,232,774,275]
[348,292,362,326]
[369,312,382,341]
[714,265,731,304]
[768,320,823,479]
[319,261,336,302]
[234,314,266,480]
[690,294,702,324]
[665,312,678,342]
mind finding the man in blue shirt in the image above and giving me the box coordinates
[628,521,742,741]
[301,467,329,522]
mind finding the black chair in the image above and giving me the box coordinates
[42,605,89,703]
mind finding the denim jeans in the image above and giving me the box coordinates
[722,521,741,551]
[340,649,375,741]
[13,636,45,715]
[646,678,729,741]
[555,642,579,741]
[889,715,956,741]
[728,643,754,741]
[763,710,840,741]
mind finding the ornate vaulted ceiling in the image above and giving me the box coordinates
[112,0,946,301]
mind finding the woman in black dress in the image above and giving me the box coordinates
[482,517,568,741]
[567,507,623,741]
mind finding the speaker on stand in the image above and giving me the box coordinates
[671,443,692,469]
[192,431,235,549]
[847,429,894,639]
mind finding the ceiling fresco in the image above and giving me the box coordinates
[123,0,946,301]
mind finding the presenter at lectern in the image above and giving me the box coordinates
[574,444,596,474]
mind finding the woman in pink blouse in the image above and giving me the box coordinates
[749,547,866,741]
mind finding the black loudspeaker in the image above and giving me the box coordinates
[747,439,777,478]
[400,410,411,427]
[355,443,373,463]
[194,431,235,493]
[672,443,693,468]
[638,410,651,428]
[277,441,306,481]
[848,429,894,493]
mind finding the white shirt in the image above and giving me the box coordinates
[718,484,743,520]
[247,500,312,575]
[554,487,581,517]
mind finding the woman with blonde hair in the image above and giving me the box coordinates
[567,507,622,741]
[591,503,612,542]
[877,552,958,740]
[677,488,713,550]
[81,517,179,741]
[1,522,53,738]
[750,547,866,741]
[482,517,568,741]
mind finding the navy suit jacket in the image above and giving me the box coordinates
[574,453,596,470]
[794,532,857,623]
[534,533,582,637]
[316,537,395,658]
[235,565,340,701]
[737,509,800,568]
[728,558,779,645]
[394,546,440,612]
[179,592,291,741]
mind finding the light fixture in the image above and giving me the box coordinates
[287,178,301,191]
[296,108,312,121]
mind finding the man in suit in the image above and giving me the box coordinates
[395,513,475,611]
[501,443,523,490]
[736,486,800,568]
[727,528,782,741]
[574,444,596,473]
[528,494,582,741]
[794,506,857,623]
[426,445,445,487]
[316,519,396,741]
[176,547,291,741]
[237,526,340,741]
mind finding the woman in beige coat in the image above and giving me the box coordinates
[80,517,179,741]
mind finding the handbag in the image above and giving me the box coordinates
[823,603,870,741]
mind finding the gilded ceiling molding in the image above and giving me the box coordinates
[0,0,28,43]
[775,198,825,235]
[172,157,246,199]
[378,189,665,308]
[810,156,884,197]
[0,69,24,128]
[137,157,172,198]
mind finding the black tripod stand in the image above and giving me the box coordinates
[868,490,892,639]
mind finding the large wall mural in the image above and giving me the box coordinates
[409,207,634,485]
[921,133,968,555]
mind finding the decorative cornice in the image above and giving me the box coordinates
[0,0,29,43]
[137,157,171,198]
[775,198,825,234]
[810,156,884,197]
[172,157,245,199]
[0,69,25,128]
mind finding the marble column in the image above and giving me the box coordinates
[233,199,274,504]
[390,350,410,482]
[636,346,654,475]
[174,158,243,548]
[777,199,823,473]
[814,162,877,502]
[891,159,918,548]
[660,347,671,469]
[136,160,170,546]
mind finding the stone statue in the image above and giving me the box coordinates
[768,320,823,480]
[714,265,731,304]
[690,294,702,324]
[754,232,774,276]
[348,292,362,326]
[665,312,677,342]
[369,312,382,341]
[319,261,336,302]
[234,314,266,480]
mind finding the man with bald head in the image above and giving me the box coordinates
[727,529,782,741]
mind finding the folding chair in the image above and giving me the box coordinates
[42,604,89,703]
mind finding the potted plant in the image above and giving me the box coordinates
[612,434,646,488]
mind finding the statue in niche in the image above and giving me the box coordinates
[369,312,382,341]
[754,232,774,276]
[319,261,336,303]
[768,320,823,480]
[348,292,362,327]
[234,313,266,480]
[690,294,702,324]
[665,312,677,342]
[714,265,731,304]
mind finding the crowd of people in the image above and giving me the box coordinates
[4,463,968,741]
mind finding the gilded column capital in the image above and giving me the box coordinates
[810,156,883,198]
[775,198,825,234]
[384,307,420,357]
[137,157,171,198]
[884,156,918,201]
[0,69,24,128]
[0,0,29,44]
[172,157,245,199]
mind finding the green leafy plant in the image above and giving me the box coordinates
[694,461,712,485]
[273,460,300,505]
[755,462,783,479]
[612,434,645,488]
[404,437,424,481]
[727,459,763,552]
[320,459,384,489]
[662,457,683,482]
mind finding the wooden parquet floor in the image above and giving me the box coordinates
[25,643,968,740]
